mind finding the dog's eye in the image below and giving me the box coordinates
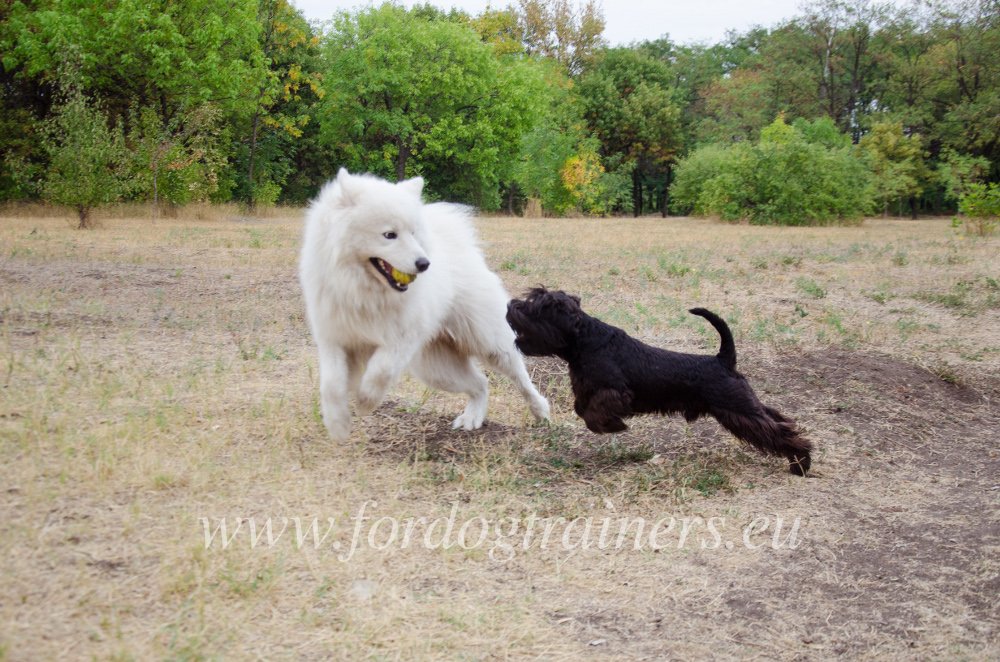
[383,231,397,240]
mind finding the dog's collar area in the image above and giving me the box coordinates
[370,257,416,292]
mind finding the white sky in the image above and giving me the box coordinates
[291,0,814,46]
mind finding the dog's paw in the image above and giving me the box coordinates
[322,411,352,442]
[452,410,485,431]
[530,397,551,422]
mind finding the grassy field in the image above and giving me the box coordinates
[1,208,998,660]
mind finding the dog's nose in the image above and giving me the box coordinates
[415,257,430,273]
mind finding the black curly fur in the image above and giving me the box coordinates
[506,287,812,475]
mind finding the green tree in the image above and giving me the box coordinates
[578,47,683,216]
[516,0,606,75]
[127,104,229,210]
[41,79,129,228]
[319,4,545,209]
[2,0,266,120]
[858,121,930,217]
[930,0,1000,177]
[237,0,324,207]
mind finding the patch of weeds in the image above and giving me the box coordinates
[864,288,895,305]
[820,311,854,341]
[959,348,986,362]
[247,229,265,249]
[689,468,730,497]
[500,251,530,275]
[639,265,658,282]
[749,318,776,344]
[673,456,733,498]
[928,362,962,385]
[530,423,584,472]
[896,317,921,340]
[796,277,826,299]
[751,256,769,270]
[608,266,620,276]
[596,440,654,465]
[634,302,659,327]
[892,251,909,266]
[658,255,692,278]
[222,561,281,598]
[153,474,176,490]
[780,254,803,268]
[914,280,977,315]
[261,345,285,361]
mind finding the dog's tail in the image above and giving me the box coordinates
[689,308,736,371]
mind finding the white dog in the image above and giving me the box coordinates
[299,169,550,441]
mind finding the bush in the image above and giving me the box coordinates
[957,183,1000,236]
[671,117,873,225]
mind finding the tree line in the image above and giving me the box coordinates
[1,0,997,227]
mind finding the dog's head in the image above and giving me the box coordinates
[327,168,431,292]
[506,287,584,359]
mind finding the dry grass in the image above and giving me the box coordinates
[1,210,998,660]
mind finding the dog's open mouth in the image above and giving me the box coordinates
[370,257,417,292]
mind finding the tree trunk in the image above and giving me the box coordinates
[395,141,410,182]
[247,112,260,209]
[661,165,671,218]
[77,205,90,229]
[632,169,642,217]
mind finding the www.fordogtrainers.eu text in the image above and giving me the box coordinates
[200,502,803,562]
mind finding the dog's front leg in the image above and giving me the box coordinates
[356,343,418,416]
[317,343,353,441]
[577,389,631,434]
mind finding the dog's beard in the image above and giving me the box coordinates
[506,309,564,357]
[369,257,417,292]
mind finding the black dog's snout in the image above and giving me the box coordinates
[415,257,430,273]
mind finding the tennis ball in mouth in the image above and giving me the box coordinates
[391,267,415,285]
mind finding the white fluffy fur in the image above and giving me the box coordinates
[300,169,550,441]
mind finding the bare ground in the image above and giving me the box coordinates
[0,212,997,660]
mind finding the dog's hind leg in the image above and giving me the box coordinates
[482,348,551,423]
[711,408,812,475]
[411,341,490,431]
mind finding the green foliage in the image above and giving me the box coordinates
[957,183,1000,236]
[1,0,999,216]
[127,105,230,207]
[672,117,872,225]
[41,78,130,228]
[2,0,267,118]
[936,149,990,203]
[318,4,544,209]
[858,122,931,216]
[236,0,325,206]
[577,47,684,216]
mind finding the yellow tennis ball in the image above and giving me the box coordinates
[391,268,415,285]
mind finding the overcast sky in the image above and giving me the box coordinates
[291,0,813,46]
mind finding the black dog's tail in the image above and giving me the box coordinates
[689,308,736,371]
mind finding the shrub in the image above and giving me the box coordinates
[957,183,1000,237]
[671,117,872,225]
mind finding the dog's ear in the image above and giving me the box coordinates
[335,168,363,207]
[398,176,424,198]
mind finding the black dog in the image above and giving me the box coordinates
[506,288,812,475]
